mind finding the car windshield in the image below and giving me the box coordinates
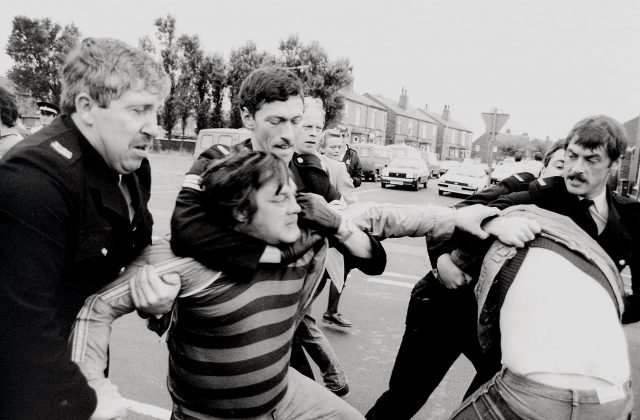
[390,158,420,168]
[449,165,485,177]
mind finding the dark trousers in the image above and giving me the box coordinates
[365,272,500,420]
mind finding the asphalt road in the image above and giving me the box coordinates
[106,152,640,420]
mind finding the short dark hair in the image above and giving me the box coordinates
[565,115,627,161]
[200,150,291,226]
[239,67,304,116]
[533,152,543,161]
[543,139,566,168]
[0,87,20,128]
[514,152,523,162]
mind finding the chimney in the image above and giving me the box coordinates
[399,87,408,110]
[442,105,450,121]
[522,133,528,137]
[425,104,428,110]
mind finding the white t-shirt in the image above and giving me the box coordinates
[500,247,629,387]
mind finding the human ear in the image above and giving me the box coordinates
[74,93,96,125]
[241,107,254,130]
[232,208,248,224]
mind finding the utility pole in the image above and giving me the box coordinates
[481,108,509,182]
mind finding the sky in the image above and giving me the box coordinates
[1,0,639,141]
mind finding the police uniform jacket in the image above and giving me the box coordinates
[171,142,339,278]
[490,176,640,322]
[342,146,363,188]
[0,115,153,419]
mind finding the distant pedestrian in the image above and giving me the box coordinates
[0,86,23,158]
[30,100,60,133]
[323,129,364,187]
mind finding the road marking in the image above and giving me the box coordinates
[380,271,422,281]
[125,398,171,419]
[348,271,422,289]
[367,277,414,289]
[356,188,382,194]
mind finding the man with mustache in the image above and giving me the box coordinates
[0,38,179,420]
[367,116,640,420]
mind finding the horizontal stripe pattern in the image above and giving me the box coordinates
[168,244,327,418]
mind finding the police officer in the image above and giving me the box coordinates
[0,38,179,420]
[30,100,60,133]
[367,117,640,420]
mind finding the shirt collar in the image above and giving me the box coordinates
[589,187,608,219]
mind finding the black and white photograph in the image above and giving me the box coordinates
[1,1,639,419]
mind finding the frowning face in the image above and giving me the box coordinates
[563,139,619,198]
[243,95,304,165]
[238,178,301,245]
[85,88,163,174]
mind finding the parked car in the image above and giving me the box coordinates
[194,128,251,158]
[423,151,441,178]
[439,160,461,176]
[384,144,422,161]
[380,156,430,191]
[438,164,489,196]
[349,143,390,181]
[490,163,519,183]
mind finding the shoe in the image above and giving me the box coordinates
[323,312,352,328]
[328,383,350,398]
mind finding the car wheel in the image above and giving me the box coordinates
[423,180,428,188]
[381,182,386,189]
[438,189,444,196]
[412,181,419,191]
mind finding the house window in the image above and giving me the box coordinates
[355,106,361,126]
[381,113,386,131]
[475,145,480,152]
[408,121,413,136]
[371,109,376,129]
[344,102,349,117]
[397,116,402,133]
[421,124,427,139]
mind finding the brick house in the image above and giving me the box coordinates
[364,88,438,151]
[419,105,473,160]
[472,129,531,164]
[339,88,388,145]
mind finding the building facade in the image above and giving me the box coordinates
[339,88,388,145]
[364,88,438,151]
[419,105,473,161]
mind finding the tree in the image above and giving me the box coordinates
[151,15,179,139]
[497,136,528,158]
[227,41,269,128]
[6,16,80,106]
[277,35,353,128]
[203,54,226,129]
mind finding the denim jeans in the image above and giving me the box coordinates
[449,368,633,420]
[171,367,363,420]
[296,311,348,391]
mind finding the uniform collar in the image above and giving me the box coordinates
[63,116,131,221]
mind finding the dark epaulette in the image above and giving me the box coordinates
[532,175,564,189]
[501,172,536,192]
[613,193,640,207]
[199,144,231,161]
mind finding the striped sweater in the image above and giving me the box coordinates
[70,236,327,418]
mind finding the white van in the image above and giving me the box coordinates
[194,128,251,158]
